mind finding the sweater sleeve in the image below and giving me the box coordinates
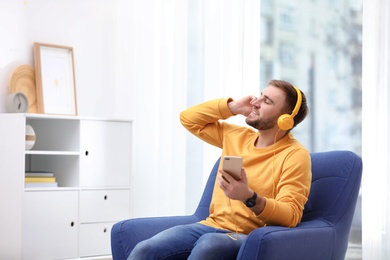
[257,148,312,227]
[180,98,234,148]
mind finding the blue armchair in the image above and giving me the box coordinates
[111,150,362,260]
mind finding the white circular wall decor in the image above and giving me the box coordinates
[25,124,36,150]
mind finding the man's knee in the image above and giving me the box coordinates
[189,233,240,260]
[127,240,154,259]
[194,233,220,251]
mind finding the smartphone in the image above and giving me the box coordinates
[222,156,243,180]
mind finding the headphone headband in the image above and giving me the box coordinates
[291,86,302,119]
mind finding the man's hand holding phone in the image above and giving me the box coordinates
[219,156,255,203]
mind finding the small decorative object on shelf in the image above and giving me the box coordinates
[25,124,36,150]
[34,42,78,115]
[8,64,38,113]
[25,171,57,188]
[6,92,29,113]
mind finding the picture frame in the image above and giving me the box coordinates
[34,42,77,115]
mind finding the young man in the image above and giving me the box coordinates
[127,79,311,260]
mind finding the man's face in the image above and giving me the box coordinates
[245,85,287,130]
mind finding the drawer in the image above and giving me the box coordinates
[80,189,130,223]
[79,222,114,257]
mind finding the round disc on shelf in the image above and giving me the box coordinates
[9,64,38,113]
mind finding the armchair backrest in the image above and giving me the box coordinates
[194,157,221,219]
[302,151,362,255]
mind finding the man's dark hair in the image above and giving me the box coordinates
[268,79,309,128]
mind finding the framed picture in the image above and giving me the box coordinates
[34,42,77,115]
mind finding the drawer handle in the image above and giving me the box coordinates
[104,195,108,200]
[70,221,74,227]
[104,228,107,233]
[85,151,89,156]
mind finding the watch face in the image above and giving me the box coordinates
[6,92,29,113]
[245,192,257,207]
[245,199,256,207]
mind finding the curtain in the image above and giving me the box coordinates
[362,0,390,259]
[187,0,260,213]
[115,0,260,217]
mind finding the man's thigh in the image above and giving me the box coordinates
[189,232,247,260]
[128,223,225,259]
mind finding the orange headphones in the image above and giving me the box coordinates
[277,86,302,131]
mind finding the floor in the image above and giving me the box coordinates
[345,243,362,260]
[102,244,362,260]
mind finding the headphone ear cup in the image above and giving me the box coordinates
[278,114,294,131]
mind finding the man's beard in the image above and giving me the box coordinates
[246,115,279,130]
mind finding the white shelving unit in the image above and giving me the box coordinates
[0,113,132,260]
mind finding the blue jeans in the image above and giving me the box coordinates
[127,223,247,260]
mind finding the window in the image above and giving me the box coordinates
[261,18,274,44]
[279,8,295,31]
[279,43,296,65]
[260,0,362,258]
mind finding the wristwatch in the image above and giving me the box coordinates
[244,191,257,208]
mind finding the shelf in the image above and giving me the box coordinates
[25,113,133,123]
[25,150,80,156]
[1,113,132,259]
[80,186,130,191]
[25,187,79,192]
[26,113,80,121]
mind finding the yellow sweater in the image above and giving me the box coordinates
[180,98,312,234]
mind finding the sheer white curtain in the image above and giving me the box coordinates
[362,0,390,259]
[115,0,260,217]
[187,0,260,213]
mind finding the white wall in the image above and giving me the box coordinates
[0,0,129,118]
[0,0,191,219]
[0,0,260,218]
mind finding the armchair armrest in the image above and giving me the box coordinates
[111,215,202,260]
[237,220,335,260]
